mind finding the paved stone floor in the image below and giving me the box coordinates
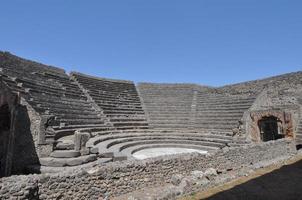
[202,159,302,200]
[132,147,207,160]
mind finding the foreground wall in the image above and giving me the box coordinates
[0,139,296,199]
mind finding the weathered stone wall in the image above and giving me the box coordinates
[11,103,40,175]
[0,82,40,177]
[0,139,296,199]
[243,88,301,141]
[218,71,302,96]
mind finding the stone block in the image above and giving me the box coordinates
[89,147,99,154]
[50,150,81,158]
[171,174,183,186]
[204,168,218,180]
[74,131,91,151]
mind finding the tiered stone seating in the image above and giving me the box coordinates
[219,71,302,95]
[0,52,110,135]
[86,129,238,160]
[137,83,196,129]
[71,72,148,130]
[194,92,256,132]
[0,52,113,166]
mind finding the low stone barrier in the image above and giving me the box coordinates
[0,139,296,199]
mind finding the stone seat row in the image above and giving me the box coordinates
[87,130,235,160]
[72,73,149,130]
[1,66,79,91]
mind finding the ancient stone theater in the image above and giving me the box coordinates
[0,51,301,199]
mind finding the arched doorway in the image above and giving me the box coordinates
[258,116,284,142]
[0,104,11,177]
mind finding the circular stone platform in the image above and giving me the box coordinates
[132,147,208,160]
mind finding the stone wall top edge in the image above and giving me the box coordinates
[70,71,134,84]
[137,82,207,87]
[0,51,66,74]
[218,71,302,89]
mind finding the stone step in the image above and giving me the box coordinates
[196,105,252,109]
[53,123,109,130]
[147,111,191,114]
[29,93,89,105]
[106,114,146,118]
[90,92,141,100]
[196,99,255,105]
[24,85,86,100]
[30,99,92,109]
[150,124,191,128]
[55,113,102,120]
[55,142,74,150]
[114,139,222,153]
[112,121,149,126]
[110,118,147,122]
[55,109,99,116]
[29,89,87,101]
[116,126,149,130]
[94,97,141,104]
[92,101,143,107]
[143,102,192,106]
[50,150,81,158]
[104,110,145,115]
[100,107,144,112]
[196,107,250,111]
[40,154,97,167]
[17,78,82,96]
[143,99,192,103]
[195,112,244,117]
[196,99,255,104]
[88,132,233,146]
[54,125,114,139]
[148,121,190,125]
[145,108,192,112]
[194,125,236,129]
[59,118,105,125]
[33,103,95,113]
[96,104,143,110]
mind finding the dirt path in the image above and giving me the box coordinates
[181,154,302,200]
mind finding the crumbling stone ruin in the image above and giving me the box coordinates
[0,51,301,199]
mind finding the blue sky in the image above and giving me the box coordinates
[0,0,301,86]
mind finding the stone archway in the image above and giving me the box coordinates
[249,110,293,142]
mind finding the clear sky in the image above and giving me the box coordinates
[0,0,301,86]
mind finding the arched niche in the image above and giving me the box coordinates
[250,110,293,142]
[258,116,284,141]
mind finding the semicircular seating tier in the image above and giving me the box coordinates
[86,129,250,161]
